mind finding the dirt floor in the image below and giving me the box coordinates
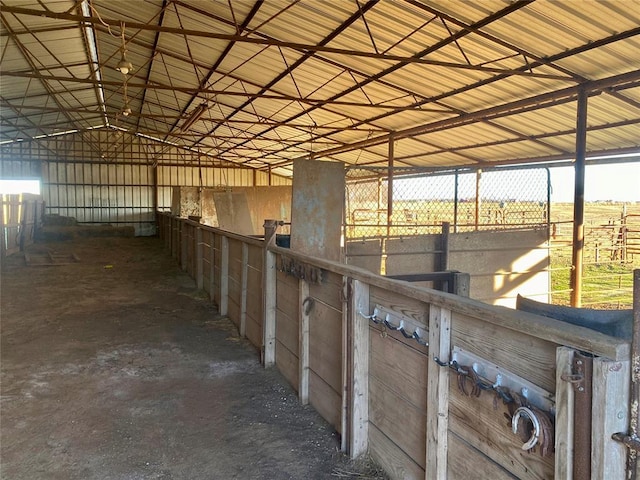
[1,236,386,480]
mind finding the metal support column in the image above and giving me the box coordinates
[387,134,395,238]
[571,87,588,307]
[475,169,482,231]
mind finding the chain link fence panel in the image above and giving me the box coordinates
[345,166,550,239]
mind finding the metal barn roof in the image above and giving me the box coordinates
[1,0,639,176]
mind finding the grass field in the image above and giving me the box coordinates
[549,202,639,308]
[346,199,639,308]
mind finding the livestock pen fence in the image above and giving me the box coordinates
[158,212,635,480]
[345,166,639,309]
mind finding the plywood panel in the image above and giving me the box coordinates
[290,158,345,262]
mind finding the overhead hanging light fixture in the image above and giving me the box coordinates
[115,22,133,75]
[121,75,132,116]
[181,102,209,131]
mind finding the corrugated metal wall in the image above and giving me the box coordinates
[0,130,291,236]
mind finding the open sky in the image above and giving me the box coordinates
[550,162,640,202]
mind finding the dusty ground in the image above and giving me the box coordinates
[1,236,386,480]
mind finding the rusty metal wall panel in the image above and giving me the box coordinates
[290,159,345,262]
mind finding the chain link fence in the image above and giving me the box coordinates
[345,166,550,239]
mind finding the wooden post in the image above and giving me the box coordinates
[342,277,349,452]
[451,272,470,297]
[349,278,370,458]
[262,220,278,367]
[181,223,188,271]
[219,235,229,317]
[426,305,451,480]
[209,230,216,302]
[196,227,203,290]
[555,347,576,480]
[591,356,630,480]
[298,279,310,405]
[240,242,249,337]
[387,134,395,238]
[475,169,482,231]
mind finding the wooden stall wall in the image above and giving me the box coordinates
[367,287,430,478]
[275,270,300,390]
[158,213,632,480]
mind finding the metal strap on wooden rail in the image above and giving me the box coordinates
[359,305,428,347]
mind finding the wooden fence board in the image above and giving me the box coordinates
[370,375,427,468]
[369,423,425,480]
[448,381,554,480]
[451,312,557,393]
[309,300,342,393]
[447,432,517,480]
[276,339,299,391]
[369,327,428,409]
[370,286,429,328]
[245,315,261,349]
[309,370,342,433]
[309,270,343,311]
[276,308,299,356]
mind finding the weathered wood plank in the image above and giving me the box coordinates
[591,356,630,480]
[309,370,342,433]
[196,227,203,290]
[426,305,451,480]
[276,339,299,392]
[263,246,276,366]
[369,423,425,480]
[555,346,575,480]
[276,307,298,357]
[245,315,261,350]
[240,243,248,337]
[349,279,369,458]
[370,285,428,328]
[447,432,517,480]
[276,271,299,320]
[309,270,343,311]
[370,375,427,468]
[448,379,553,480]
[452,312,557,392]
[219,236,229,316]
[369,327,428,410]
[299,279,310,405]
[227,296,240,330]
[309,300,342,393]
[247,246,263,273]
